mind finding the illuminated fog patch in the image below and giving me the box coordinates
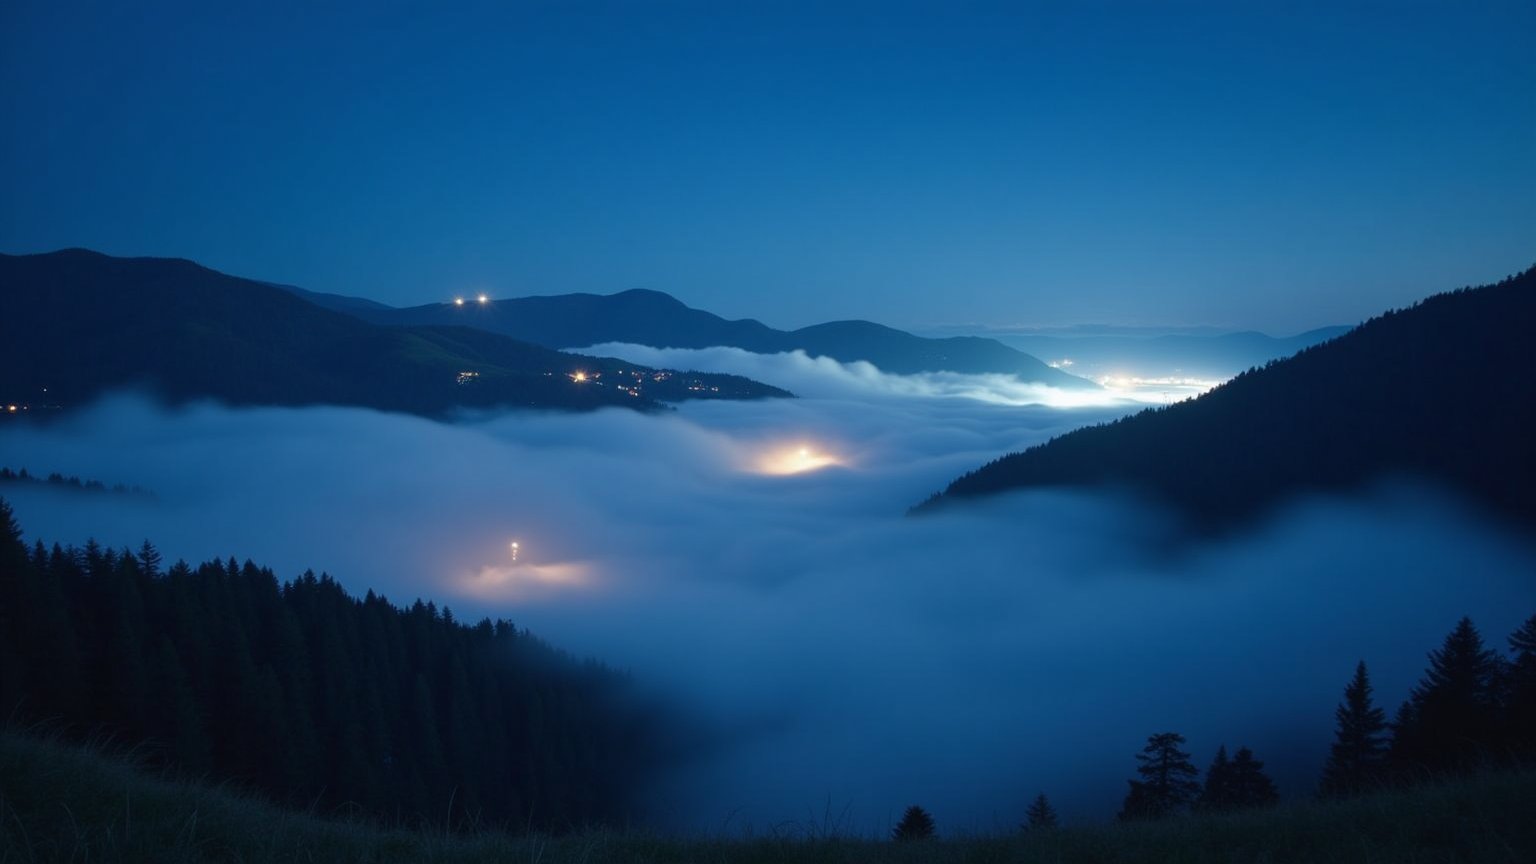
[460,560,593,601]
[753,442,844,476]
[1096,374,1224,403]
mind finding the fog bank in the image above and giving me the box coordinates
[2,381,1532,833]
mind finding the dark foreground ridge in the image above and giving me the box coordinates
[0,249,789,418]
[3,729,1532,863]
[297,284,1097,388]
[916,265,1536,532]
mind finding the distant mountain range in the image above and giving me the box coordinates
[0,250,789,417]
[917,266,1536,532]
[994,327,1352,381]
[296,287,1097,388]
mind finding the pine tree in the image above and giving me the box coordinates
[1506,614,1536,755]
[1024,793,1058,831]
[1197,745,1234,811]
[136,540,162,578]
[1198,744,1279,812]
[1117,781,1158,822]
[1119,732,1200,820]
[0,498,26,715]
[1391,617,1504,773]
[892,805,935,841]
[1320,661,1389,796]
[1226,748,1279,809]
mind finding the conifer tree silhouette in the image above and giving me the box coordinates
[1119,732,1199,820]
[1024,793,1059,830]
[1320,661,1388,795]
[1391,617,1504,773]
[892,805,935,841]
[1507,614,1536,756]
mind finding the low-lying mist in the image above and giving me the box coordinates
[3,356,1533,834]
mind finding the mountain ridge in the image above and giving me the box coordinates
[915,265,1536,532]
[0,249,790,416]
[295,283,1097,388]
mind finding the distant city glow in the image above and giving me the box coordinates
[754,442,843,475]
[571,370,589,383]
[509,540,519,562]
[453,297,465,306]
[1097,374,1223,404]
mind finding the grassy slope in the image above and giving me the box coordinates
[4,731,1533,863]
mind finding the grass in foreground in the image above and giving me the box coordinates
[3,730,1534,864]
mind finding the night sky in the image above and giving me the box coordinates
[3,0,1532,332]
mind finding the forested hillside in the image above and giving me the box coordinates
[919,267,1536,531]
[0,499,659,830]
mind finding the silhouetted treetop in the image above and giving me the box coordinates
[1320,661,1389,796]
[893,805,936,841]
[1119,732,1200,821]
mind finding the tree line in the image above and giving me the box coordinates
[0,498,659,831]
[0,466,152,498]
[3,494,1532,839]
[895,612,1536,839]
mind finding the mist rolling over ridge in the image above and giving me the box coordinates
[5,1,1536,854]
[5,368,1532,831]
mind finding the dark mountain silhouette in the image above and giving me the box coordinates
[0,250,788,416]
[916,266,1536,532]
[298,286,1095,387]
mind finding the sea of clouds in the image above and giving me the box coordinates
[2,351,1532,834]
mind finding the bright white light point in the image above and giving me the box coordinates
[509,541,519,562]
[572,371,588,382]
[453,297,465,306]
[477,293,489,304]
[755,443,843,475]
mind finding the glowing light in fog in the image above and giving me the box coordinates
[755,442,843,475]
[462,560,590,600]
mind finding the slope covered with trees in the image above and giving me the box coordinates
[917,267,1536,531]
[0,499,659,831]
[0,249,788,418]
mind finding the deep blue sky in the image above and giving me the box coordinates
[2,1,1532,332]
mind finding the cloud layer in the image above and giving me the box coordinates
[2,368,1532,835]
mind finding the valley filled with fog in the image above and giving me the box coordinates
[3,351,1533,834]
